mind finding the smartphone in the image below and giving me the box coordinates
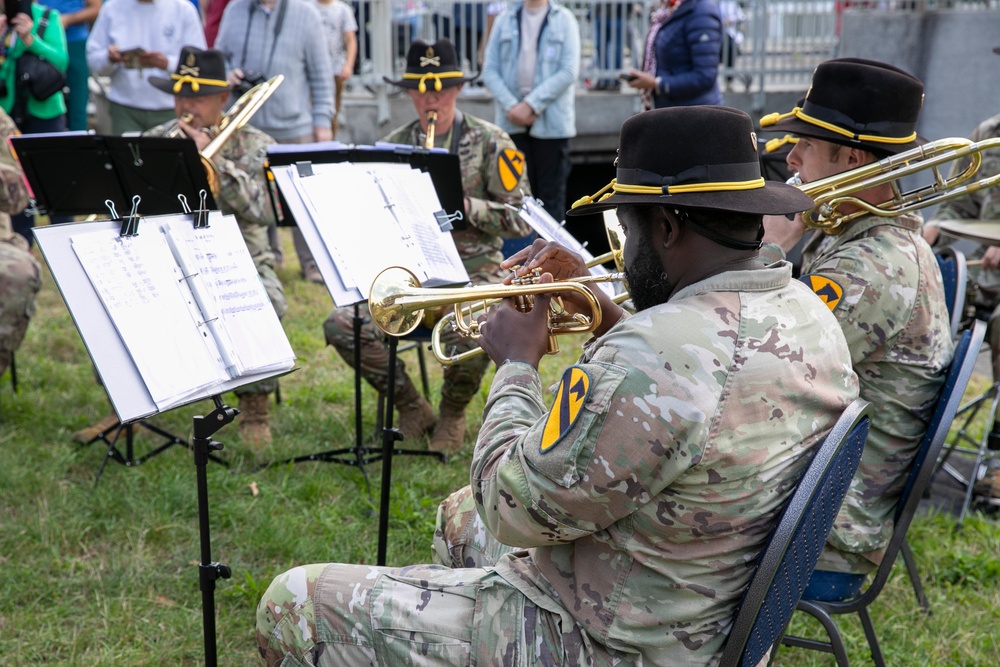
[4,0,32,24]
[617,72,639,83]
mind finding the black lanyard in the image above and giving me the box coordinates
[240,0,288,75]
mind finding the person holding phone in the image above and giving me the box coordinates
[0,0,69,132]
[623,0,723,110]
[85,0,205,134]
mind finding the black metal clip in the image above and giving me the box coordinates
[295,160,314,178]
[119,195,142,237]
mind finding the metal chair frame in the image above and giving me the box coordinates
[718,398,872,667]
[781,321,985,667]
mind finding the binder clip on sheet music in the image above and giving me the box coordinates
[35,198,296,422]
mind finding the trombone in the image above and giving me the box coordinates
[166,74,285,197]
[799,136,1000,234]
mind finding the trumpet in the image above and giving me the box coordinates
[426,216,629,364]
[425,110,437,149]
[369,266,626,365]
[800,136,1000,234]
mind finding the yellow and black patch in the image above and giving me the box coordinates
[801,274,844,311]
[498,149,526,192]
[540,366,590,453]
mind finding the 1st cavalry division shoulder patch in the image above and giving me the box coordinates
[800,273,844,311]
[498,148,526,192]
[540,366,590,453]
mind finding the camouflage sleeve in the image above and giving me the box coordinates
[930,116,1000,224]
[467,130,532,239]
[213,130,276,227]
[758,241,786,265]
[0,112,28,216]
[471,346,704,547]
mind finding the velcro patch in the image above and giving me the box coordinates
[498,149,525,192]
[540,366,590,453]
[801,274,844,311]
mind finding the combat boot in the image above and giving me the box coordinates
[238,393,272,448]
[395,374,436,441]
[72,412,121,444]
[429,404,467,454]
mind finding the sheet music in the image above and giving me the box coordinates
[518,196,618,299]
[161,214,296,376]
[70,228,230,410]
[371,166,467,286]
[297,163,417,292]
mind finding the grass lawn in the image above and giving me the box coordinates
[1,228,999,665]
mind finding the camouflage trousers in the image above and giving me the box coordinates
[235,262,286,397]
[255,562,612,667]
[433,485,517,569]
[0,240,41,376]
[323,303,490,411]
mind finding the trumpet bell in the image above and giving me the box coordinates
[369,267,426,336]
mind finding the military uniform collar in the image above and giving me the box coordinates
[671,260,793,301]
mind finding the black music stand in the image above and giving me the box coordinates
[11,133,217,216]
[20,134,220,481]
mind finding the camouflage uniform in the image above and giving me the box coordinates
[148,120,285,394]
[257,261,860,666]
[929,113,1000,354]
[0,109,41,377]
[323,111,531,407]
[765,211,954,575]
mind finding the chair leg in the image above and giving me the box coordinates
[858,607,886,667]
[900,538,930,612]
[785,601,852,667]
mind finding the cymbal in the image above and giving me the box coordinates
[937,220,1000,246]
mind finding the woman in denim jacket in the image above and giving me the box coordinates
[481,0,579,221]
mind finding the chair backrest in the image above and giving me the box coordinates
[935,246,968,340]
[853,319,985,604]
[718,398,872,667]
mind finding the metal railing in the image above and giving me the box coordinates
[348,0,996,98]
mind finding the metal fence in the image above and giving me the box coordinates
[350,0,997,96]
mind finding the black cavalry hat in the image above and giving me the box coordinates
[568,106,814,217]
[149,46,230,97]
[759,58,924,156]
[383,39,478,92]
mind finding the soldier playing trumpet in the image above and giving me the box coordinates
[323,39,532,454]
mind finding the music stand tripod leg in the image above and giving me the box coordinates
[957,384,1000,528]
[193,395,237,667]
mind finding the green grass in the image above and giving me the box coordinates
[2,228,999,665]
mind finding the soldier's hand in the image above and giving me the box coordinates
[138,50,169,70]
[477,274,553,368]
[982,246,1000,272]
[178,119,212,151]
[501,239,589,283]
[762,212,806,253]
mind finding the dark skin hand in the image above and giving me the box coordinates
[476,273,554,368]
[500,238,624,338]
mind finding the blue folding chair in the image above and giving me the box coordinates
[718,398,872,667]
[781,320,985,667]
[935,246,968,339]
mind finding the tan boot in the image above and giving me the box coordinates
[395,374,436,441]
[429,406,467,454]
[72,412,121,443]
[238,393,272,448]
[974,465,1000,499]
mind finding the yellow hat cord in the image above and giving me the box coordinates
[760,107,916,145]
[571,176,767,209]
[170,74,229,93]
[765,134,799,153]
[403,71,466,93]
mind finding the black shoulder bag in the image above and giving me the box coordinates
[15,9,67,101]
